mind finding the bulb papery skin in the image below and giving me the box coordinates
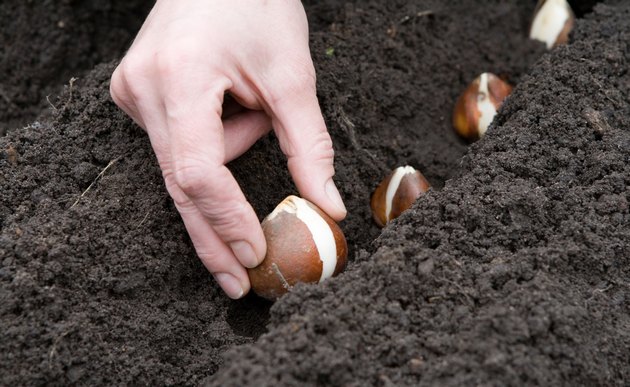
[248,196,348,300]
[371,166,431,227]
[452,73,513,142]
[530,0,575,49]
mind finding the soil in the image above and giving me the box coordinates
[1,0,629,386]
[0,0,152,134]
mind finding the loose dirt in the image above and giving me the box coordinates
[1,0,628,385]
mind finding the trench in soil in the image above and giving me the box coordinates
[224,0,605,340]
[0,0,602,346]
[4,0,628,385]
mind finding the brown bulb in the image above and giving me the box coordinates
[370,166,430,227]
[529,0,575,49]
[248,195,348,300]
[452,72,512,143]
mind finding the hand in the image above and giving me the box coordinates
[110,0,347,298]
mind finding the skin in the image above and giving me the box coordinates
[110,0,347,299]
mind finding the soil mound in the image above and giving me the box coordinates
[1,0,628,385]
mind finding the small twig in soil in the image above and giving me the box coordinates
[271,263,291,291]
[48,329,72,370]
[62,77,78,110]
[46,95,59,112]
[337,105,361,150]
[593,284,614,294]
[136,211,151,229]
[585,283,614,309]
[70,156,121,209]
[399,10,434,24]
[336,103,384,169]
[592,79,617,105]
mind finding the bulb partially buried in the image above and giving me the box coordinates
[248,195,348,300]
[371,166,430,227]
[452,72,512,142]
[529,0,575,49]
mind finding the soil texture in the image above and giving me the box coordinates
[1,0,629,386]
[0,0,152,133]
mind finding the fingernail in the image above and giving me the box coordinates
[214,273,244,299]
[230,240,260,268]
[325,178,347,216]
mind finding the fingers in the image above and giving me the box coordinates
[222,93,245,119]
[223,110,272,163]
[109,0,338,301]
[163,76,267,271]
[110,65,147,129]
[112,57,269,299]
[174,197,250,299]
[265,67,347,221]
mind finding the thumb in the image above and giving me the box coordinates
[266,71,347,221]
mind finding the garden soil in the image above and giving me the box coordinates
[1,0,629,385]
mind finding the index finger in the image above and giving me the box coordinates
[161,69,267,270]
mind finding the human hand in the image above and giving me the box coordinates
[110,0,346,299]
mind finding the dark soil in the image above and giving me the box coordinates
[1,0,629,386]
[0,0,152,134]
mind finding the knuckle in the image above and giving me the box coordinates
[208,201,249,233]
[162,169,194,211]
[292,130,334,163]
[268,65,316,104]
[156,40,200,78]
[156,51,180,79]
[110,67,137,114]
[120,54,149,80]
[311,130,334,157]
[170,160,253,239]
[291,66,317,90]
[109,67,126,102]
[119,55,152,99]
[196,250,225,271]
[165,182,194,212]
[172,161,209,198]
